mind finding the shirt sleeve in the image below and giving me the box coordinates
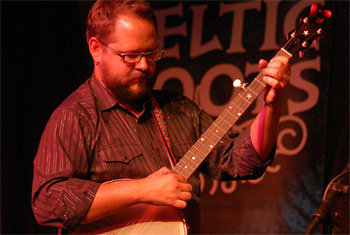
[32,108,100,230]
[198,110,275,181]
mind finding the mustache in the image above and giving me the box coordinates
[133,71,152,79]
[131,73,155,83]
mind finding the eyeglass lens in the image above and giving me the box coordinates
[123,51,163,63]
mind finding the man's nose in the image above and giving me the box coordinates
[134,55,149,71]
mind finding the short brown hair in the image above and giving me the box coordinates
[86,0,155,44]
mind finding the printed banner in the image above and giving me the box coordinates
[151,1,330,233]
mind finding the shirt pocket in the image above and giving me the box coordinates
[94,143,148,180]
[98,143,142,164]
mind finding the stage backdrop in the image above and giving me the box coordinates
[150,1,332,234]
[1,0,348,234]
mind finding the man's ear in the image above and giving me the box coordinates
[89,37,102,64]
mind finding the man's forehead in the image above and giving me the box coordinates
[115,15,133,31]
[110,14,157,42]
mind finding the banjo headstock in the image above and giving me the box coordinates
[284,2,332,56]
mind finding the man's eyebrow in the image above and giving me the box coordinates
[122,47,160,54]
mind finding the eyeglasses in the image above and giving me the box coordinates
[99,40,165,64]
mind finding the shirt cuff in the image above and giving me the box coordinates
[233,126,275,179]
[53,178,101,230]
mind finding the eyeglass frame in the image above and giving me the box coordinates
[98,39,165,64]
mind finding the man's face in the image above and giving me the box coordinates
[97,14,158,107]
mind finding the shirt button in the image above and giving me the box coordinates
[122,156,127,160]
[63,211,70,220]
[149,146,154,150]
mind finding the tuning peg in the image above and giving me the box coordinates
[233,79,247,90]
[303,17,309,24]
[302,41,309,48]
[288,29,296,40]
[299,51,304,58]
[317,28,323,35]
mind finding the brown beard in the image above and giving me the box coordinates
[109,79,154,110]
[98,59,156,110]
[100,72,155,111]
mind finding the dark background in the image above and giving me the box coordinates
[1,1,348,234]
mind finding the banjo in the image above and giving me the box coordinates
[73,2,331,234]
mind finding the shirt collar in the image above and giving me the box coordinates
[90,73,118,112]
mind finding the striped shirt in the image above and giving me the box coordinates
[32,74,274,232]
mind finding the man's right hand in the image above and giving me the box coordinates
[138,167,193,209]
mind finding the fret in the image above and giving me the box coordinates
[173,161,192,177]
[226,106,241,118]
[246,86,258,96]
[237,93,253,104]
[189,154,202,164]
[235,100,250,113]
[192,142,212,157]
[186,148,205,163]
[220,112,231,126]
[182,161,196,172]
[186,148,198,158]
[223,108,241,121]
[197,135,213,147]
[221,111,239,123]
[231,102,244,112]
[195,141,217,155]
[252,83,265,92]
[258,75,264,83]
[183,149,205,163]
[210,122,226,134]
[179,163,195,173]
[211,125,228,136]
[237,101,251,111]
[254,77,265,85]
[192,142,206,154]
[176,159,196,175]
[182,171,192,179]
[278,48,292,58]
[183,149,204,166]
[215,116,232,130]
[206,126,223,139]
[248,87,260,96]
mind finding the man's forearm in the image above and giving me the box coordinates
[250,103,281,161]
[82,179,142,224]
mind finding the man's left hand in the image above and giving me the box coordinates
[259,56,291,107]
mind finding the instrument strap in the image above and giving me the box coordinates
[151,97,177,168]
